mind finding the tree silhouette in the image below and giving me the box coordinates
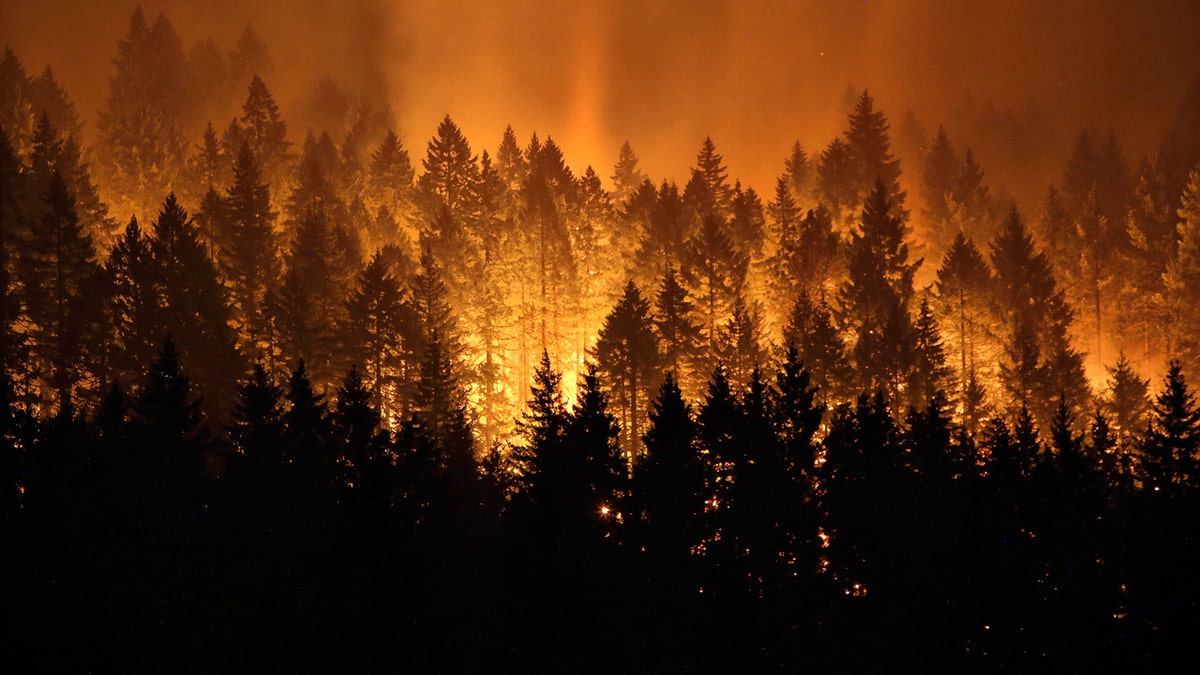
[594,281,659,463]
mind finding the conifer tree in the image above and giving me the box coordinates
[781,292,851,406]
[148,194,242,416]
[684,212,748,353]
[367,129,415,233]
[28,113,115,252]
[716,295,767,391]
[816,137,859,224]
[776,204,840,302]
[566,364,627,533]
[594,281,659,463]
[18,172,99,411]
[1104,353,1150,449]
[105,216,162,383]
[909,297,953,411]
[638,372,706,557]
[631,180,689,289]
[278,206,346,389]
[134,335,207,483]
[331,364,387,489]
[341,250,414,423]
[683,136,733,220]
[228,362,285,476]
[610,140,646,208]
[223,75,290,187]
[96,7,188,215]
[0,47,35,155]
[283,359,331,476]
[783,140,812,204]
[1143,361,1200,489]
[922,126,959,226]
[934,232,991,397]
[1163,169,1200,370]
[838,178,919,396]
[652,267,703,395]
[845,90,905,212]
[416,115,481,222]
[221,142,279,354]
[0,130,26,400]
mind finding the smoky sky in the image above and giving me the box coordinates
[2,0,1197,204]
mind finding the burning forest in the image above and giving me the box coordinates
[3,1,1200,670]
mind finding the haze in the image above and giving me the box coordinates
[2,0,1197,207]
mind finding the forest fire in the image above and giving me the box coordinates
[3,1,1200,671]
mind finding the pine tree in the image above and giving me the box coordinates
[223,75,290,187]
[105,216,162,383]
[715,295,767,391]
[227,362,285,476]
[416,115,481,222]
[934,231,992,415]
[0,47,35,155]
[366,129,415,238]
[148,194,242,417]
[638,372,706,558]
[784,140,812,204]
[228,24,274,86]
[278,206,346,389]
[990,206,1086,427]
[27,113,116,253]
[1143,361,1200,489]
[1104,352,1150,449]
[683,212,748,354]
[283,359,331,476]
[781,292,851,406]
[631,180,689,289]
[683,136,733,219]
[413,323,474,474]
[341,250,415,424]
[18,172,99,411]
[611,140,646,208]
[566,364,627,533]
[652,267,703,395]
[0,130,27,402]
[774,343,823,474]
[1164,169,1200,370]
[909,297,954,410]
[1120,153,1176,359]
[184,38,229,139]
[594,281,659,464]
[221,142,279,354]
[922,126,959,226]
[838,178,919,396]
[186,123,229,206]
[845,90,905,212]
[816,137,859,224]
[95,7,188,216]
[285,130,346,232]
[768,175,803,295]
[777,204,840,302]
[134,335,207,483]
[331,364,386,489]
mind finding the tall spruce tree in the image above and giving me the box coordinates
[1143,361,1200,490]
[594,281,659,464]
[148,194,242,417]
[838,178,919,398]
[18,172,99,411]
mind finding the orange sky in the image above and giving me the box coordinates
[2,0,1198,207]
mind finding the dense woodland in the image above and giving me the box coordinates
[5,7,1200,670]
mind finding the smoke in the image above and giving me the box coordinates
[2,0,1197,207]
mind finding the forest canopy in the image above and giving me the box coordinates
[3,4,1200,670]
